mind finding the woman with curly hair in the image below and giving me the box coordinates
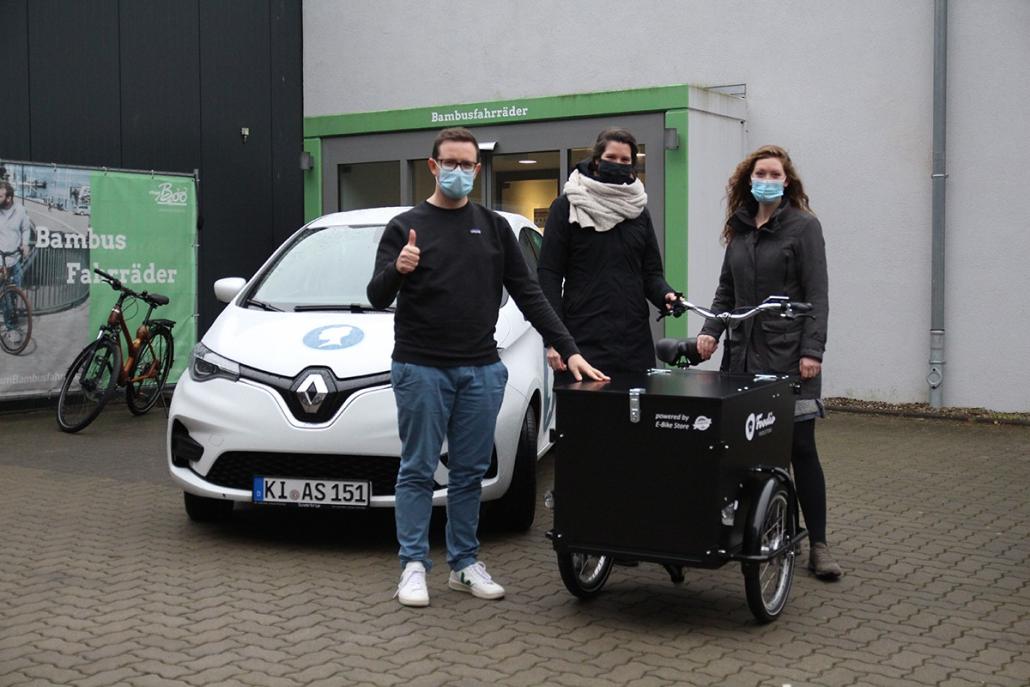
[696,145,842,580]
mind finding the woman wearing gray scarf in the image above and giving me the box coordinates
[537,128,679,378]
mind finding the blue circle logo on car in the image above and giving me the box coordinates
[303,325,365,350]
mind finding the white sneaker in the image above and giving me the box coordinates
[395,561,429,607]
[448,561,505,599]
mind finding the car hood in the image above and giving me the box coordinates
[202,305,513,379]
[202,306,396,378]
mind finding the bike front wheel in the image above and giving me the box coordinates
[742,483,797,623]
[0,285,32,355]
[126,328,174,415]
[57,338,121,433]
[556,551,613,599]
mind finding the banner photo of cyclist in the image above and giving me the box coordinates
[0,161,197,400]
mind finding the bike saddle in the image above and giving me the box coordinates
[655,337,703,367]
[145,293,170,306]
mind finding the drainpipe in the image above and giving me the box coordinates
[928,0,948,407]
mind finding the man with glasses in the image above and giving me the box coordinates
[368,127,608,607]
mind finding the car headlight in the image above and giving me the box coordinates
[188,342,240,382]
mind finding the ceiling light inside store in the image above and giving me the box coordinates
[518,159,537,164]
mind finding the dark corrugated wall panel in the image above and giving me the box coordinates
[28,0,122,166]
[119,0,201,173]
[270,0,305,246]
[197,0,275,328]
[0,0,32,160]
[0,0,303,333]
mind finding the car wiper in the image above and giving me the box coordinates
[243,298,283,312]
[293,304,394,313]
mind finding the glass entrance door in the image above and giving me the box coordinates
[492,150,559,228]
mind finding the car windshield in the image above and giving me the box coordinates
[249,224,390,310]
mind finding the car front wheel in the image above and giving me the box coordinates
[488,405,538,532]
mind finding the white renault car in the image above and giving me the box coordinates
[168,207,554,531]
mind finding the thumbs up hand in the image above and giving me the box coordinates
[396,228,420,274]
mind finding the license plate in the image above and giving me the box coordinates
[252,477,370,508]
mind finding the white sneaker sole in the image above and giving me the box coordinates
[448,578,504,600]
[397,593,429,607]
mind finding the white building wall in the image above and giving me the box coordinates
[304,0,1030,411]
[685,96,747,352]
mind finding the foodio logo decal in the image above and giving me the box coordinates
[745,411,776,441]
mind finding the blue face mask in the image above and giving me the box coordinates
[751,178,785,204]
[438,166,476,200]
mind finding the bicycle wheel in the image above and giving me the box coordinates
[126,328,173,415]
[0,285,32,355]
[57,338,121,433]
[556,551,613,599]
[742,481,797,623]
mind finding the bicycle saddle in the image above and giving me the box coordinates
[145,293,170,306]
[655,337,703,367]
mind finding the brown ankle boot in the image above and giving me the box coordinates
[808,542,843,580]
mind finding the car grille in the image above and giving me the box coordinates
[202,452,402,496]
[238,366,391,424]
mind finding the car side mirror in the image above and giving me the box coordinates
[214,277,246,304]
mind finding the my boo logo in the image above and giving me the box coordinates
[149,182,189,207]
[745,411,776,441]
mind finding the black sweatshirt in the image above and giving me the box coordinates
[367,201,579,367]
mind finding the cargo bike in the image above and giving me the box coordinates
[547,296,812,622]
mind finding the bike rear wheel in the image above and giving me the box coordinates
[0,285,32,355]
[126,328,173,415]
[57,338,121,433]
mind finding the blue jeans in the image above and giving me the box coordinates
[391,361,508,572]
[2,261,23,328]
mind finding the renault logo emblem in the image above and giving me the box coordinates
[297,373,329,413]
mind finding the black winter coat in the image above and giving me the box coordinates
[538,193,673,373]
[699,200,828,399]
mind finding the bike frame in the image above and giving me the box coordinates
[97,289,163,387]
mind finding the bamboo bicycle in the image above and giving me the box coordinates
[0,250,32,354]
[57,268,175,432]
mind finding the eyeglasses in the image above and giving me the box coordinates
[435,158,477,173]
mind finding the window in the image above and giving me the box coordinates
[518,226,543,270]
[338,162,399,211]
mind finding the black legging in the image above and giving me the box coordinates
[791,419,827,544]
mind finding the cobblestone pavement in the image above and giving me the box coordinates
[1,406,1028,686]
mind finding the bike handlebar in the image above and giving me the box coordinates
[92,268,169,307]
[658,294,813,323]
[93,267,123,289]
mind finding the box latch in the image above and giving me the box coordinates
[628,387,645,423]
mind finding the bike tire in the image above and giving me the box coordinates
[742,481,797,623]
[126,328,174,415]
[57,338,121,433]
[556,551,613,599]
[0,285,32,355]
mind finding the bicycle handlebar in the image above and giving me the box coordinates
[92,268,169,307]
[658,294,813,323]
[93,267,123,289]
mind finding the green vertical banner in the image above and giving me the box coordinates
[87,172,197,384]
